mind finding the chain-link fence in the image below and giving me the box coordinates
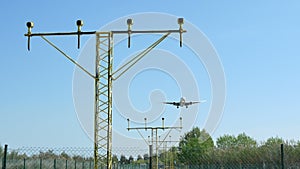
[0,147,151,169]
[1,144,300,169]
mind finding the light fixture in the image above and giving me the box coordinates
[76,20,83,31]
[178,18,184,47]
[127,118,130,131]
[76,20,84,49]
[178,18,184,25]
[144,117,147,131]
[26,22,34,51]
[127,19,133,48]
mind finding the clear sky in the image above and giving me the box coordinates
[0,0,300,149]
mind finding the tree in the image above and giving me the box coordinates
[38,150,58,159]
[0,145,3,157]
[137,155,143,161]
[112,155,119,164]
[7,150,19,159]
[60,151,70,159]
[143,153,149,161]
[72,155,84,161]
[259,137,285,164]
[159,146,178,166]
[216,133,257,149]
[128,155,134,163]
[216,134,236,149]
[120,154,127,164]
[236,133,257,148]
[263,137,284,146]
[216,133,258,164]
[177,127,214,165]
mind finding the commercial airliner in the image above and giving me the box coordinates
[163,97,206,108]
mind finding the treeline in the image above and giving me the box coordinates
[160,127,300,168]
[0,148,92,161]
[113,127,300,167]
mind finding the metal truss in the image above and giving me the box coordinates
[95,32,113,169]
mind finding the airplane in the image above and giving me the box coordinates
[163,97,206,108]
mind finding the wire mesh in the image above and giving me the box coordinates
[1,144,300,169]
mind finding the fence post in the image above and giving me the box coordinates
[39,158,42,169]
[65,159,68,169]
[281,144,284,169]
[40,158,42,169]
[23,158,26,169]
[2,144,7,169]
[75,160,77,169]
[54,159,56,169]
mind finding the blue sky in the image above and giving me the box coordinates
[0,0,300,149]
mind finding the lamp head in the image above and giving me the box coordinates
[127,18,133,26]
[26,22,34,28]
[76,20,84,27]
[178,18,184,25]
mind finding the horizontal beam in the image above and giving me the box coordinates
[24,30,186,37]
[127,126,182,130]
[24,31,96,37]
[112,30,186,34]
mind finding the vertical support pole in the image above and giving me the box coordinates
[94,38,99,169]
[149,145,153,169]
[151,129,154,169]
[94,33,99,169]
[107,32,113,169]
[2,144,7,169]
[65,159,68,169]
[155,129,158,169]
[169,136,173,169]
[95,32,113,169]
[281,143,284,169]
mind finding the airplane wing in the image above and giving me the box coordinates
[163,102,180,106]
[184,100,206,106]
[184,101,199,106]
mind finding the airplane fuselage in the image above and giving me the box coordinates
[163,97,201,108]
[179,97,186,107]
